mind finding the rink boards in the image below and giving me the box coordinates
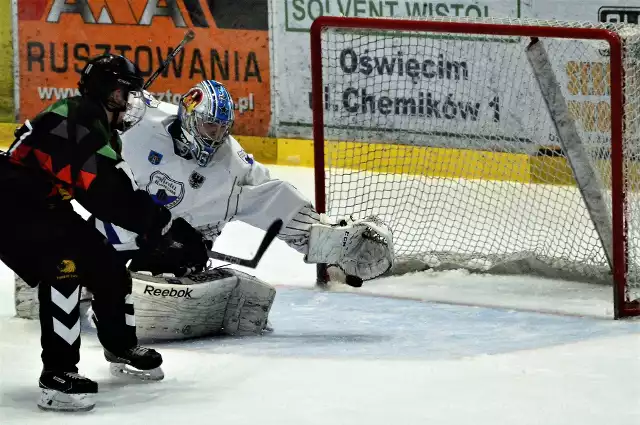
[1,122,625,188]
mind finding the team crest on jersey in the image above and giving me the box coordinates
[148,150,163,165]
[237,149,254,165]
[181,88,204,114]
[188,171,206,189]
[146,171,185,209]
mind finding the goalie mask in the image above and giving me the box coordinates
[178,80,235,167]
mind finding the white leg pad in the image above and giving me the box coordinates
[223,270,277,336]
[16,267,278,339]
[131,270,238,340]
[130,269,276,340]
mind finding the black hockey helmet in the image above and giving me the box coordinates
[78,54,144,113]
[78,54,146,130]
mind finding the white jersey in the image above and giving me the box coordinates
[95,100,313,252]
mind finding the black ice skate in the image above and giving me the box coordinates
[104,346,164,381]
[38,370,98,412]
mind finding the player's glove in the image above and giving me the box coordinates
[166,217,211,273]
[134,217,211,277]
[134,202,174,252]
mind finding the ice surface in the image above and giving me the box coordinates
[1,165,639,424]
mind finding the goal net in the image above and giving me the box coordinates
[310,16,640,319]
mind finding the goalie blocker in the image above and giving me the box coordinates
[15,268,276,339]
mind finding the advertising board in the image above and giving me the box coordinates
[270,0,530,141]
[271,0,638,155]
[16,0,271,136]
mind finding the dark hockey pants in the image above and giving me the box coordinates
[0,204,137,372]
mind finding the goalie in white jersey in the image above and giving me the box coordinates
[90,79,394,338]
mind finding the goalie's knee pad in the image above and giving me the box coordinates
[130,268,276,340]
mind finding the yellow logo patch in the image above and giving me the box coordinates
[58,187,72,200]
[58,259,76,274]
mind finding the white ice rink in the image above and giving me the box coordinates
[1,165,639,424]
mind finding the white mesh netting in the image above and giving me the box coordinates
[316,17,640,314]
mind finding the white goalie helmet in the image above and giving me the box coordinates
[177,80,235,167]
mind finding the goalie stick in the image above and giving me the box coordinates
[206,219,283,268]
[143,29,196,91]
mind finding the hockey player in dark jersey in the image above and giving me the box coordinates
[0,54,209,412]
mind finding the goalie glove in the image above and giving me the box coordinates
[305,216,394,281]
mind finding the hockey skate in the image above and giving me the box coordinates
[104,345,164,381]
[37,370,98,412]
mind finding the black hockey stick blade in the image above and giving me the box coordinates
[206,219,283,268]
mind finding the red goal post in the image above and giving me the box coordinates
[310,16,640,319]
